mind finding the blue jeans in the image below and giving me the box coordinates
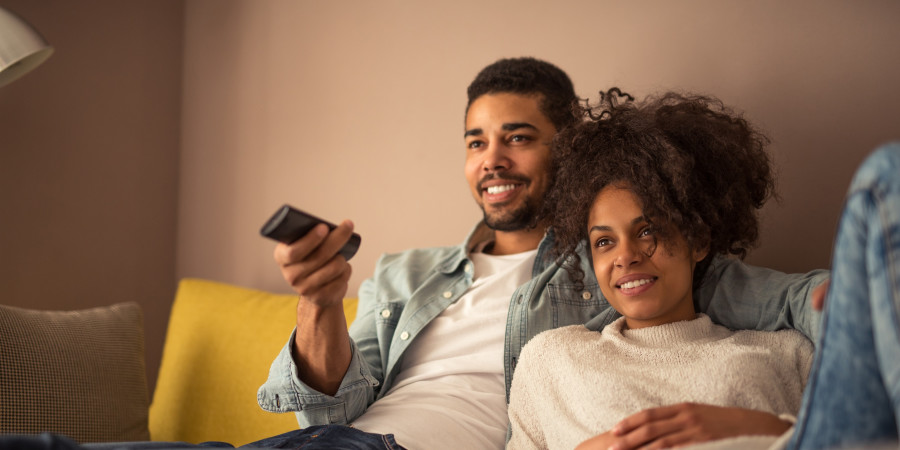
[1,425,405,450]
[787,143,900,449]
[242,426,405,449]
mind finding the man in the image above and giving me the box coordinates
[257,57,828,449]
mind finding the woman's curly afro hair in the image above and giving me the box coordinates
[544,88,776,288]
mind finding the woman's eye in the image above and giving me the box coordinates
[509,134,532,143]
[639,227,654,238]
[594,238,612,248]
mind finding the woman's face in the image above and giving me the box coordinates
[588,185,707,329]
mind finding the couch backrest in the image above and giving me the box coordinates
[148,278,357,445]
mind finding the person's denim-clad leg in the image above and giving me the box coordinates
[241,425,406,450]
[78,425,404,450]
[0,434,233,450]
[788,143,900,449]
[3,425,405,450]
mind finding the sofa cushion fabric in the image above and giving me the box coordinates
[149,278,358,446]
[0,302,150,443]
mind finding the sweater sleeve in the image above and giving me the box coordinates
[507,333,551,450]
[792,330,815,390]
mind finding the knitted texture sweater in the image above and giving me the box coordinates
[507,314,813,450]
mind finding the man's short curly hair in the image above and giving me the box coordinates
[545,89,775,288]
[466,57,580,131]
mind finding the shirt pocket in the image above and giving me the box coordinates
[372,301,405,347]
[373,301,403,327]
[546,282,607,327]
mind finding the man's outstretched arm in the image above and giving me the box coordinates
[697,256,829,341]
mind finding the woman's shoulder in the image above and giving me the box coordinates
[520,325,597,360]
[730,327,815,356]
[528,324,594,347]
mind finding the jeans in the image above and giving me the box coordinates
[242,426,405,449]
[0,426,405,450]
[787,143,900,449]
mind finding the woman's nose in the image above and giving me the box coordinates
[614,240,642,268]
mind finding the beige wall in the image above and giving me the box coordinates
[2,0,899,398]
[0,0,184,392]
[179,0,900,299]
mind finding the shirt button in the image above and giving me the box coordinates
[582,291,592,300]
[465,263,473,273]
[400,331,410,340]
[443,291,453,299]
[380,309,391,318]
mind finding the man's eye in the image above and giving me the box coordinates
[467,141,484,150]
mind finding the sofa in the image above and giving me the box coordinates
[0,278,358,446]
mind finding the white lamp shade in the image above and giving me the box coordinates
[0,6,54,88]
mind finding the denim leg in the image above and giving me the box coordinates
[0,433,82,450]
[82,440,233,449]
[0,434,234,450]
[241,425,406,450]
[788,143,900,449]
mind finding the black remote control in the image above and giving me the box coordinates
[260,205,361,261]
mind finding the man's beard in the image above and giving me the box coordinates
[477,173,542,231]
[481,196,541,231]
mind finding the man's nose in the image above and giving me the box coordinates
[482,142,511,172]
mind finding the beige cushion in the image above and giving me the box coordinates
[0,302,150,443]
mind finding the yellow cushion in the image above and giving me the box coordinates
[148,278,358,445]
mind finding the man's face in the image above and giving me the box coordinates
[464,93,557,231]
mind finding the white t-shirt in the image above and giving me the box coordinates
[351,248,538,449]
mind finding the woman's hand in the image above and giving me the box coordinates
[600,403,791,449]
[575,431,616,450]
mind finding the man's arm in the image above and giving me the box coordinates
[258,220,380,427]
[696,256,830,341]
[277,220,355,394]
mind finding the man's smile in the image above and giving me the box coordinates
[478,174,530,204]
[480,182,524,205]
[485,184,518,195]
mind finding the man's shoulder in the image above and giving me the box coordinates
[361,243,468,302]
[376,244,464,267]
[368,243,467,284]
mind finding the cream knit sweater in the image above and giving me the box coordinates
[507,314,813,450]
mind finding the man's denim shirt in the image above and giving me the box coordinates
[258,223,829,428]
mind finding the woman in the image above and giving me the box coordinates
[506,89,900,450]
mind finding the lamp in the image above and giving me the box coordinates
[0,6,53,88]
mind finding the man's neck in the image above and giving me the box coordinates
[486,225,547,255]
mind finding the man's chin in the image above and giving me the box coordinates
[482,210,538,232]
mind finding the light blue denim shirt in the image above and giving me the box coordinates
[258,222,829,428]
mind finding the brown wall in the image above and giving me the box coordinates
[0,0,184,392]
[2,0,899,398]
